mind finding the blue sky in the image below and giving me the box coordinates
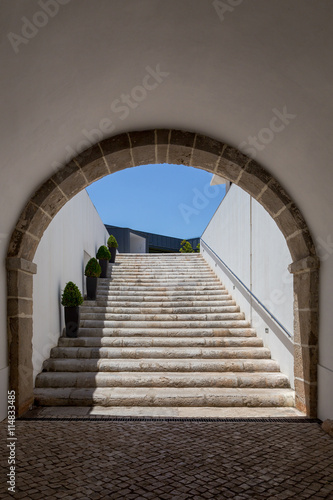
[86,164,226,239]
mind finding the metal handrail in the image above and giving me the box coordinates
[200,239,292,338]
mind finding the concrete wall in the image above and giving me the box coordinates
[32,190,109,382]
[130,232,147,253]
[201,185,294,384]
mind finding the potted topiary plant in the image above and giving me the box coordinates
[107,234,118,263]
[96,245,111,278]
[61,281,84,338]
[85,258,101,300]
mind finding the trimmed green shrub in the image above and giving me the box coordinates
[96,245,111,260]
[61,281,84,307]
[179,240,194,253]
[107,234,118,248]
[85,258,102,277]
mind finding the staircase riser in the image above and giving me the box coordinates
[42,359,280,372]
[58,337,263,348]
[80,313,245,322]
[81,306,240,314]
[50,347,271,360]
[34,392,295,408]
[93,297,234,304]
[77,328,257,337]
[80,320,251,329]
[35,373,289,389]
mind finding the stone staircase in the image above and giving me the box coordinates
[34,253,295,412]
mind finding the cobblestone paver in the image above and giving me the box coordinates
[1,419,333,499]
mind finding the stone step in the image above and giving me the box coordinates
[58,336,264,348]
[80,305,240,315]
[95,291,231,299]
[109,271,215,277]
[34,387,295,407]
[35,371,289,389]
[42,358,280,373]
[80,312,245,322]
[92,296,234,304]
[107,275,218,280]
[77,327,257,337]
[50,346,271,360]
[107,269,211,275]
[96,284,225,292]
[83,300,237,308]
[80,319,251,329]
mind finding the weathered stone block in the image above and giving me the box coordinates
[258,179,292,216]
[8,316,34,413]
[8,298,33,317]
[100,132,131,154]
[155,129,170,164]
[216,158,243,182]
[294,309,319,345]
[31,179,66,218]
[287,229,316,262]
[168,130,195,165]
[6,257,37,274]
[237,161,271,198]
[129,130,156,166]
[100,133,132,172]
[52,160,88,198]
[191,135,224,172]
[80,158,109,184]
[293,270,319,311]
[7,229,24,258]
[7,269,33,299]
[15,202,51,240]
[222,145,249,167]
[74,143,103,168]
[129,130,156,165]
[274,204,308,239]
[294,378,317,417]
[294,344,318,383]
[289,256,320,274]
[18,232,40,261]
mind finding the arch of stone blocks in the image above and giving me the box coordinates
[6,129,320,416]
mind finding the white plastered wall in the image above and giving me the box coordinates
[32,190,109,382]
[201,185,294,384]
[130,233,147,253]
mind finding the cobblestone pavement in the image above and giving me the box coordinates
[1,419,333,499]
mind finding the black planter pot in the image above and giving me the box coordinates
[64,306,80,338]
[86,276,98,300]
[109,247,117,263]
[99,259,108,278]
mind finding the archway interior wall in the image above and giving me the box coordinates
[6,130,320,417]
[32,190,109,382]
[201,184,294,384]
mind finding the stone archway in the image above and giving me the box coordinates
[6,129,320,417]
